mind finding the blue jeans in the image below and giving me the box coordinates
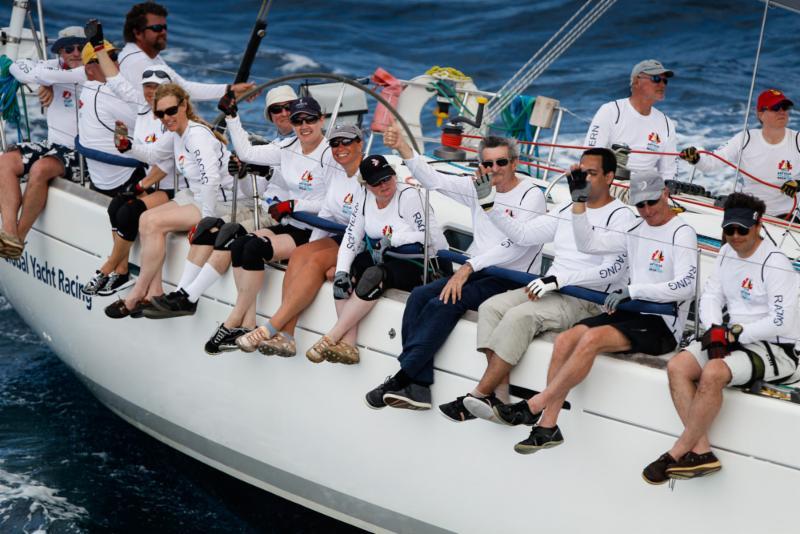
[398,273,521,385]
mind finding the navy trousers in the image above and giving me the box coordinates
[398,272,521,385]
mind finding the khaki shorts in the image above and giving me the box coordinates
[172,189,274,229]
[477,287,602,365]
[684,339,798,387]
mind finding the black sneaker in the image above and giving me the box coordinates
[365,376,405,409]
[463,393,504,424]
[493,400,541,426]
[514,425,564,454]
[205,325,252,355]
[383,383,432,410]
[82,270,109,296]
[642,452,678,485]
[130,299,155,319]
[438,395,476,422]
[97,272,132,296]
[665,451,721,480]
[143,289,197,319]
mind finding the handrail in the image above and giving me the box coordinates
[436,250,678,316]
[74,136,141,168]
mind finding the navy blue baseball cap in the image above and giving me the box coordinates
[289,97,322,119]
[360,155,395,186]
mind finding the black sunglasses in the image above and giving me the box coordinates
[641,74,669,85]
[480,158,511,168]
[142,69,171,80]
[268,103,292,115]
[154,105,180,119]
[143,24,168,33]
[290,115,320,126]
[723,225,752,236]
[761,102,792,112]
[329,137,360,148]
[61,45,81,54]
[635,198,660,209]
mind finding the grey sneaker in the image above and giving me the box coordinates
[463,393,505,424]
[365,376,405,409]
[97,272,132,296]
[383,383,432,410]
[82,270,109,295]
[514,425,564,454]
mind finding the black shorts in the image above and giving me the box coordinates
[577,310,677,356]
[90,166,147,198]
[350,250,425,292]
[12,141,79,181]
[268,223,313,247]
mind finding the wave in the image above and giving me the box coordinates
[278,52,321,73]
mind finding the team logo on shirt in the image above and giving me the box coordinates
[341,192,354,217]
[646,132,661,151]
[145,134,158,143]
[648,249,664,272]
[299,170,314,192]
[778,160,793,181]
[504,208,514,217]
[78,99,83,109]
[177,154,186,174]
[382,225,393,237]
[741,277,753,300]
[62,90,74,108]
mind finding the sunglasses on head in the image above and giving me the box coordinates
[641,74,669,85]
[761,102,792,112]
[480,158,511,168]
[267,103,292,115]
[143,24,168,33]
[290,114,320,126]
[154,105,180,119]
[723,225,752,236]
[329,137,360,148]
[61,45,81,54]
[635,198,661,209]
[142,69,171,81]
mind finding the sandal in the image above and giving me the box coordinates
[306,336,335,363]
[323,340,360,365]
[257,333,297,357]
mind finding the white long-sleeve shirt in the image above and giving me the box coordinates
[310,165,365,242]
[489,199,635,291]
[77,80,138,189]
[117,43,226,101]
[10,58,86,148]
[584,98,678,184]
[337,183,448,274]
[130,120,233,217]
[695,129,800,216]
[404,153,545,274]
[573,211,698,342]
[227,115,330,214]
[700,240,798,346]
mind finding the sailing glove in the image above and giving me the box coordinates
[679,147,700,165]
[333,271,353,300]
[217,90,238,118]
[781,180,798,197]
[603,287,630,313]
[567,169,591,203]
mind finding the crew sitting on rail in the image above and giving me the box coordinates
[679,89,800,219]
[438,147,635,422]
[103,83,236,318]
[304,154,450,365]
[495,171,697,454]
[80,20,176,297]
[142,94,331,319]
[230,124,366,357]
[584,59,677,203]
[643,192,799,483]
[0,26,87,259]
[118,2,254,103]
[364,123,546,410]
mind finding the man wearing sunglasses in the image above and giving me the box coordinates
[643,192,799,484]
[0,27,88,258]
[494,171,698,453]
[584,59,677,201]
[118,2,254,103]
[369,122,545,410]
[679,89,800,219]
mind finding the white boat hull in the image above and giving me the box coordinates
[2,181,799,533]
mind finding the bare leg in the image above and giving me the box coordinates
[536,326,587,427]
[666,351,707,450]
[0,151,24,236]
[17,156,64,239]
[327,294,378,345]
[475,350,513,396]
[223,267,264,328]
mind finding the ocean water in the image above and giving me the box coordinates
[0,0,798,531]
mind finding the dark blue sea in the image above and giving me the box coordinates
[0,0,798,532]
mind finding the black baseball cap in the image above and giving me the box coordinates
[722,207,760,229]
[360,155,395,186]
[289,97,322,119]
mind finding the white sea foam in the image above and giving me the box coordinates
[0,467,87,533]
[278,52,320,73]
[160,47,192,64]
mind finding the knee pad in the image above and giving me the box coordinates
[355,265,386,301]
[213,222,247,251]
[107,195,127,227]
[230,233,253,268]
[241,235,273,271]
[115,199,147,241]
[190,217,224,246]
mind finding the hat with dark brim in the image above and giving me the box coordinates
[360,155,395,186]
[722,207,760,229]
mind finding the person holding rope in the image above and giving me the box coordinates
[679,89,800,219]
[0,26,87,259]
[438,147,635,422]
[495,171,697,454]
[585,59,678,202]
[364,122,545,410]
[643,192,799,484]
